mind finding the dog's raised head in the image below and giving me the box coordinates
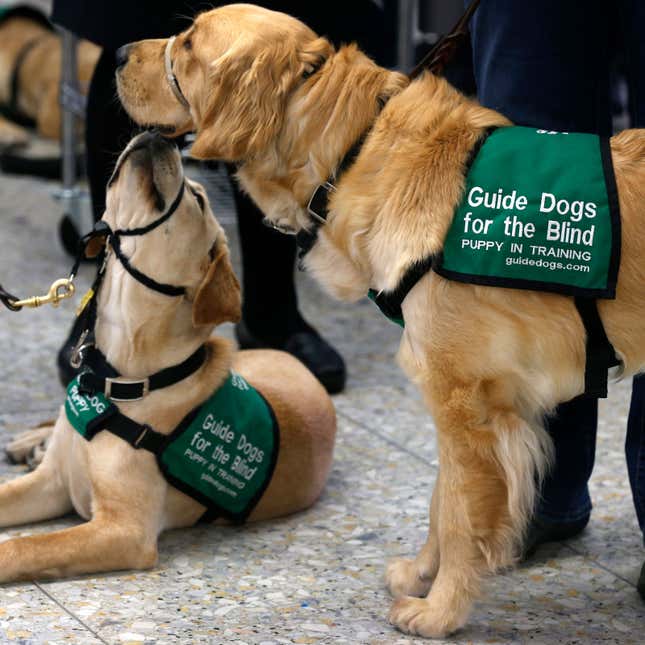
[116,4,407,234]
[116,4,331,160]
[101,131,240,339]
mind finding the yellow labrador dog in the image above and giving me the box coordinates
[116,4,645,638]
[0,130,336,582]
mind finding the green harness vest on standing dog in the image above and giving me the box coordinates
[368,126,621,397]
[435,126,621,297]
[65,370,280,523]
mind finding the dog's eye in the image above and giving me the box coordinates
[183,38,192,51]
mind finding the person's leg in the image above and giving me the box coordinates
[229,0,396,395]
[626,379,645,536]
[621,0,645,599]
[230,173,346,394]
[86,49,136,222]
[626,376,645,601]
[469,0,611,552]
[470,0,613,135]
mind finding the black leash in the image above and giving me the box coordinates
[409,0,481,80]
[0,180,187,312]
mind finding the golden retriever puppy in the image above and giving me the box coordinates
[0,9,100,143]
[116,4,645,637]
[0,130,336,582]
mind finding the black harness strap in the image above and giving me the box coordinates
[85,406,167,454]
[574,298,620,398]
[368,256,435,325]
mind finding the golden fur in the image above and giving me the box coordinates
[0,13,99,144]
[116,4,645,637]
[0,131,336,582]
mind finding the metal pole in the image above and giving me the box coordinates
[55,28,92,249]
[397,0,417,72]
[60,29,77,194]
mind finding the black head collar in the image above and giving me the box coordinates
[82,181,187,298]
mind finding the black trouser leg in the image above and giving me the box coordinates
[229,168,311,345]
[85,49,136,221]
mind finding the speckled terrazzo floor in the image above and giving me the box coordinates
[1,164,644,644]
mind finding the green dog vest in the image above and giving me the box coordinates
[369,126,621,328]
[436,126,621,297]
[65,371,279,522]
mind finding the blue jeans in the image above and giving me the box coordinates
[468,0,645,534]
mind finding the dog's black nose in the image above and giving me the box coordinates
[115,44,131,69]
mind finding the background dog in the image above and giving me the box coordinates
[115,4,645,638]
[0,130,336,582]
[0,6,99,146]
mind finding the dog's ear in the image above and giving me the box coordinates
[191,39,295,161]
[190,36,331,161]
[192,249,241,327]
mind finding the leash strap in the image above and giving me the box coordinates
[78,344,207,401]
[409,0,481,80]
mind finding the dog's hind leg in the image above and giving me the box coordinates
[386,467,441,598]
[388,375,550,638]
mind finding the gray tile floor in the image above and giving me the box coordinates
[0,166,644,644]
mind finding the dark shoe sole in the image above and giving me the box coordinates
[522,516,589,561]
[235,321,346,395]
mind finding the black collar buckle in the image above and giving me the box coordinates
[104,376,150,402]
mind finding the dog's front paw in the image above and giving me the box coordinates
[388,596,467,639]
[386,558,433,598]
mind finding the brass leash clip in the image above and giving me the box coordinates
[11,278,76,309]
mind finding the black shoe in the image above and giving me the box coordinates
[638,561,645,603]
[235,321,346,394]
[521,515,589,561]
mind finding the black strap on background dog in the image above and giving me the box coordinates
[6,36,44,127]
[0,6,53,127]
